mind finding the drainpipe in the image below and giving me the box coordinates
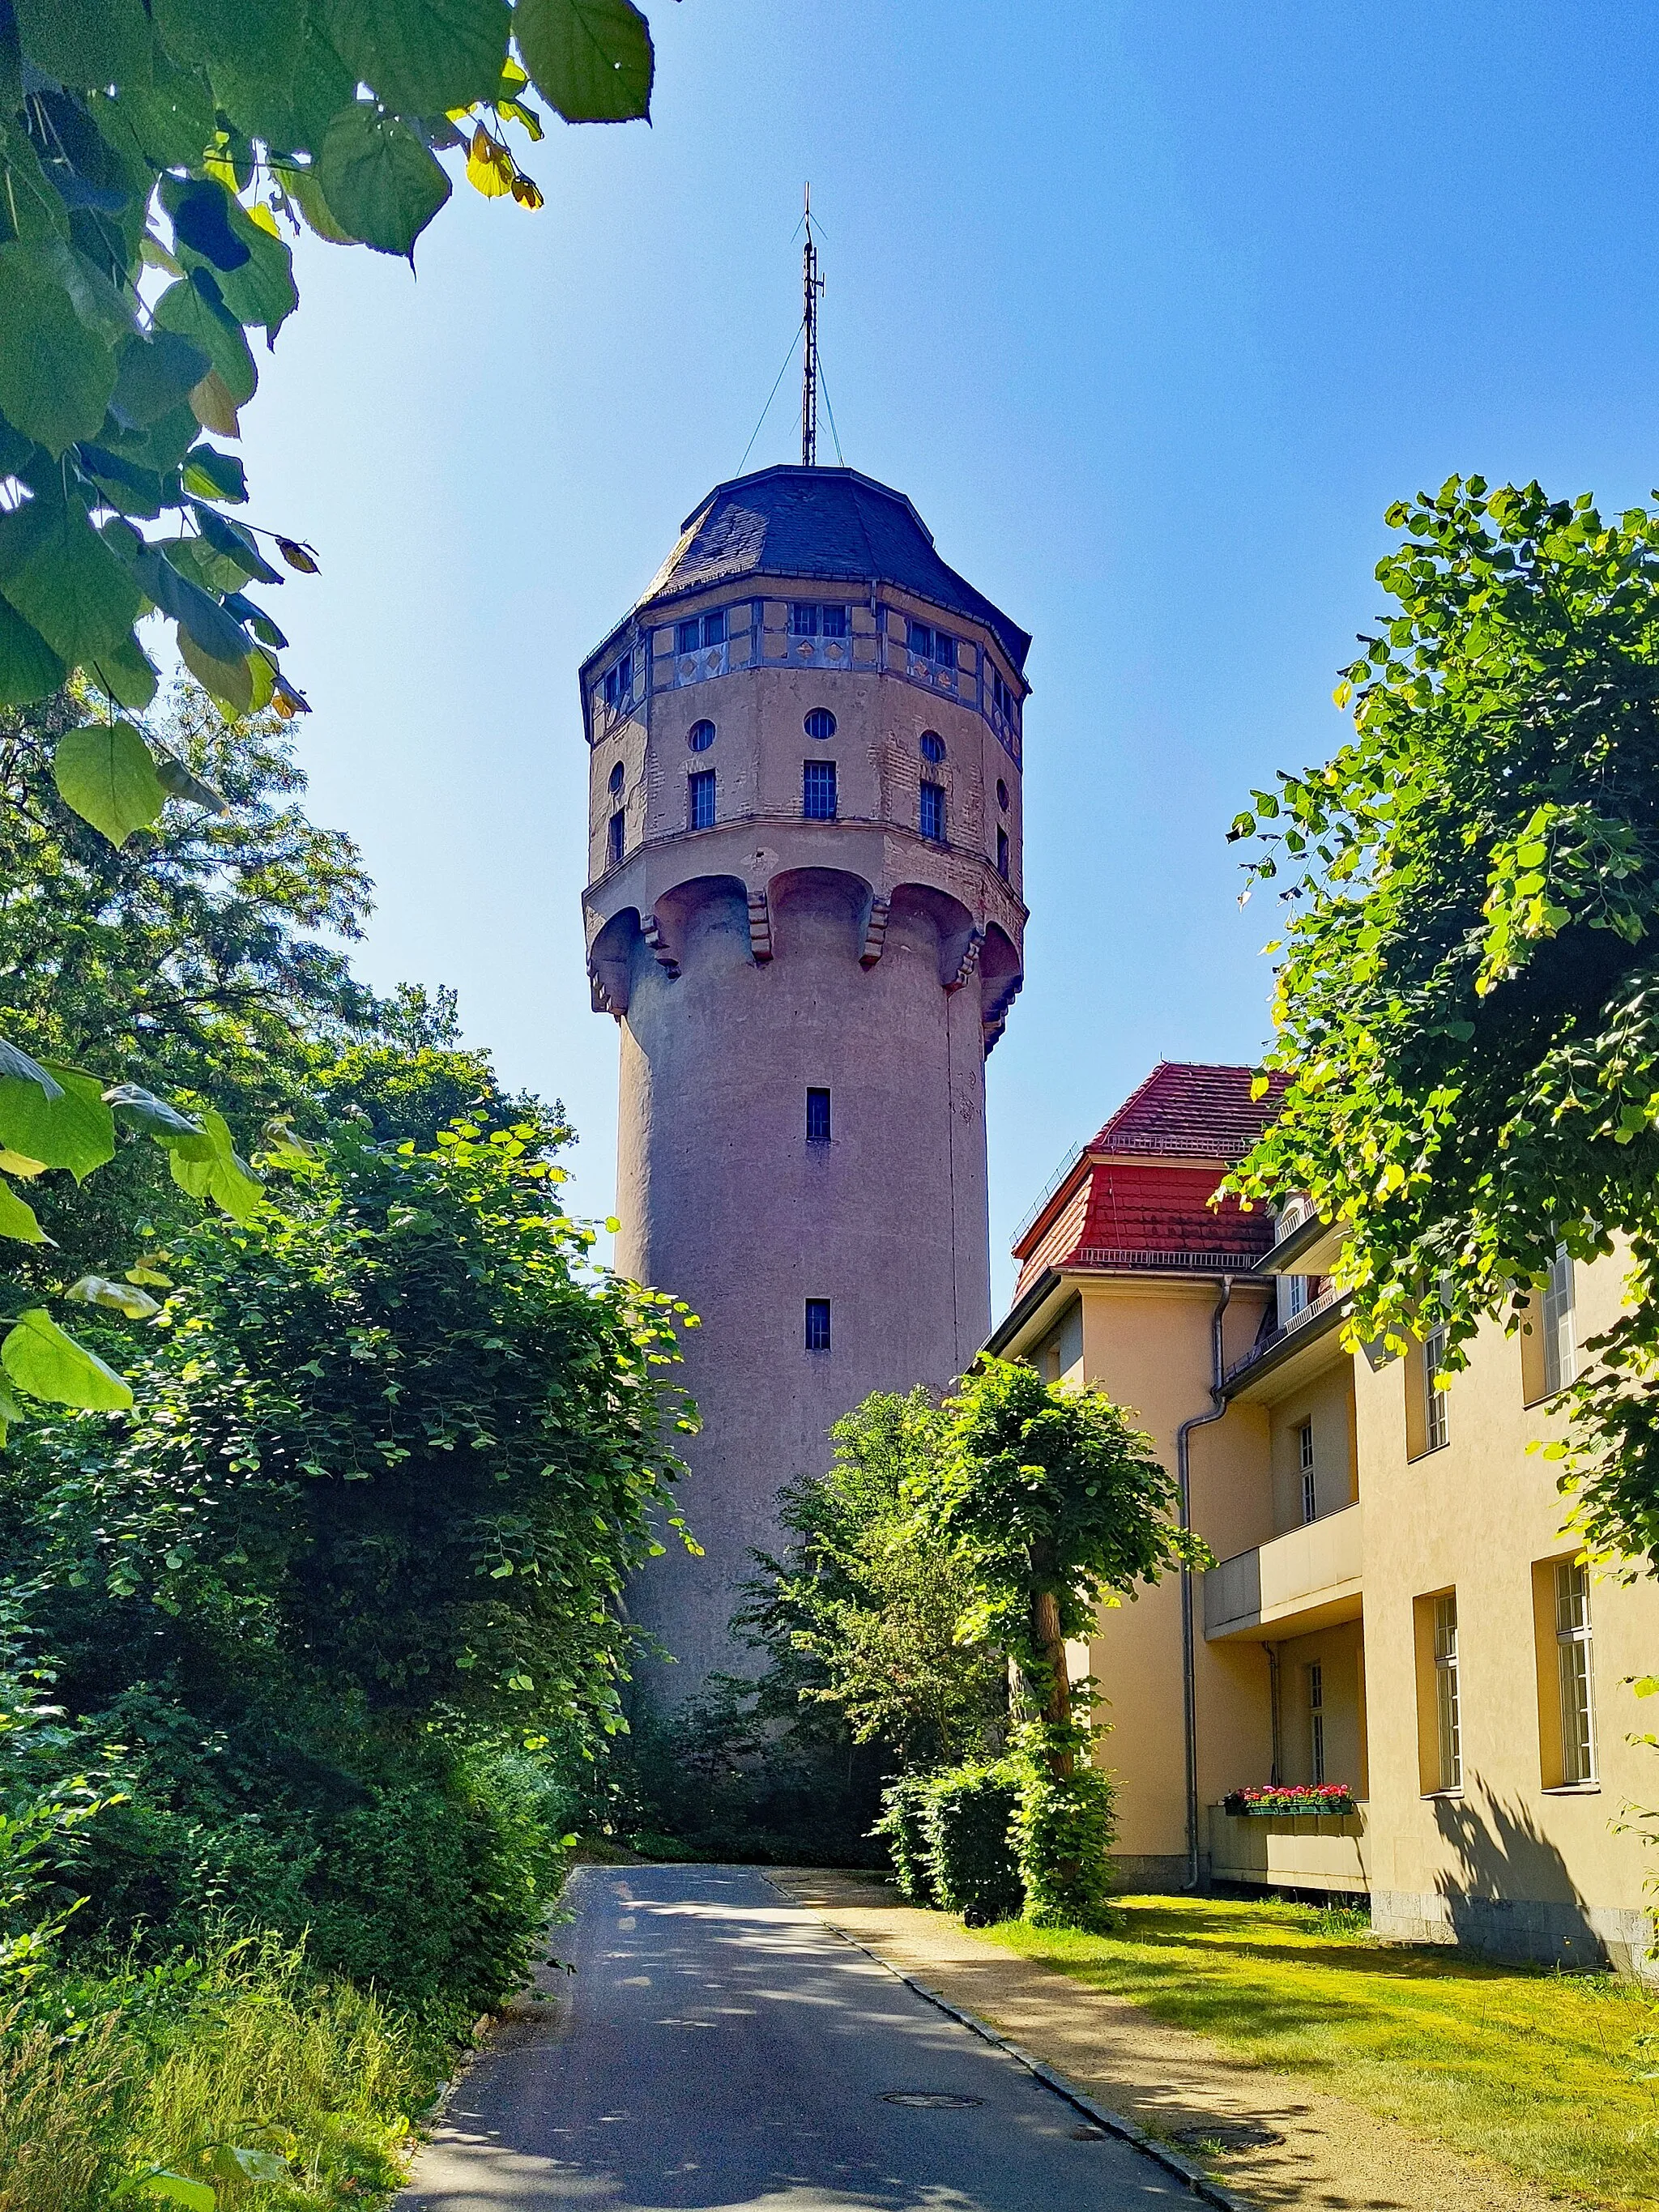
[1175,1274,1232,1892]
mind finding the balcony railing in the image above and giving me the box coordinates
[1225,1279,1344,1384]
[1208,1801,1369,1894]
[1204,1499,1363,1640]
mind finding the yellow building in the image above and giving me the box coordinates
[990,1061,1658,1977]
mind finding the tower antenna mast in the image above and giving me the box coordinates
[801,183,824,467]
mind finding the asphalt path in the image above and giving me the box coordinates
[399,1862,1191,2212]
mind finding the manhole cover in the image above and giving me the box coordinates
[881,2091,984,2108]
[1170,2120,1283,2153]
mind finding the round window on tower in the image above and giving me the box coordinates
[608,761,625,794]
[804,709,836,739]
[688,719,716,752]
[919,731,945,764]
[996,778,1009,811]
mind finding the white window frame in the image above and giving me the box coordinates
[1299,1419,1316,1525]
[1555,1559,1597,1785]
[1308,1660,1325,1784]
[1543,1243,1577,1396]
[1423,1326,1449,1453]
[1434,1594,1461,1791]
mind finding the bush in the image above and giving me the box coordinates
[872,1773,936,1905]
[1013,1722,1118,1933]
[923,1759,1025,1926]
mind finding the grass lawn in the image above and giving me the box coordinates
[978,1894,1659,2209]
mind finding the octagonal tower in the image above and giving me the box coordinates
[580,464,1030,1695]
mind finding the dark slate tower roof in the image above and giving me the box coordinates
[634,464,1032,675]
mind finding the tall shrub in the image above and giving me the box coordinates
[872,1773,936,1906]
[923,1760,1026,1927]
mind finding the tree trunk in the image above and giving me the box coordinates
[1030,1586,1073,1777]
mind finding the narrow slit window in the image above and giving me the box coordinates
[997,827,1010,879]
[607,809,625,867]
[804,1298,831,1352]
[805,1089,831,1144]
[688,769,716,830]
[919,781,946,842]
[1299,1420,1316,1524]
[1555,1560,1597,1784]
[803,761,838,820]
[1308,1661,1325,1784]
[1434,1595,1461,1791]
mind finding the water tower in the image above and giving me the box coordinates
[580,459,1030,1693]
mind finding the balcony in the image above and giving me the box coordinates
[1203,1499,1363,1641]
[1208,1801,1369,1894]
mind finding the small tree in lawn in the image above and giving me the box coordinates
[917,1357,1209,1929]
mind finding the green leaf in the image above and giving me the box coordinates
[0,1177,48,1243]
[0,594,67,707]
[87,631,160,712]
[210,2149,288,2186]
[0,497,143,666]
[0,1047,114,1179]
[53,722,165,847]
[153,0,301,95]
[0,242,118,454]
[152,750,228,812]
[177,628,254,715]
[215,19,354,156]
[181,445,247,504]
[66,1274,160,1318]
[92,59,217,171]
[516,0,653,122]
[2,1309,133,1412]
[281,159,357,245]
[318,105,452,258]
[125,535,252,663]
[120,2175,215,2212]
[321,0,510,116]
[190,505,281,584]
[109,330,214,430]
[104,1083,203,1140]
[154,272,258,407]
[169,1110,262,1221]
[12,0,154,86]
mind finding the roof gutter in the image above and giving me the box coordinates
[1174,1273,1231,1893]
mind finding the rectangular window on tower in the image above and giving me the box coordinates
[919,781,946,842]
[607,809,625,868]
[676,610,727,653]
[906,618,934,660]
[933,627,957,669]
[803,761,838,820]
[688,770,716,830]
[805,1089,831,1144]
[997,827,1010,879]
[804,1299,831,1352]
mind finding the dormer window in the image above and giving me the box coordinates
[602,652,633,710]
[907,619,956,668]
[676,610,727,653]
[791,603,849,638]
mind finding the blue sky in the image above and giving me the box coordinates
[237,2,1659,1310]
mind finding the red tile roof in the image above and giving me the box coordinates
[1013,1062,1286,1298]
[1090,1062,1290,1161]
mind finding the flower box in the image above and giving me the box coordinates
[1222,1784,1356,1818]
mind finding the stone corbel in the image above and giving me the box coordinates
[859,896,891,968]
[747,889,774,963]
[640,910,680,978]
[946,927,985,992]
